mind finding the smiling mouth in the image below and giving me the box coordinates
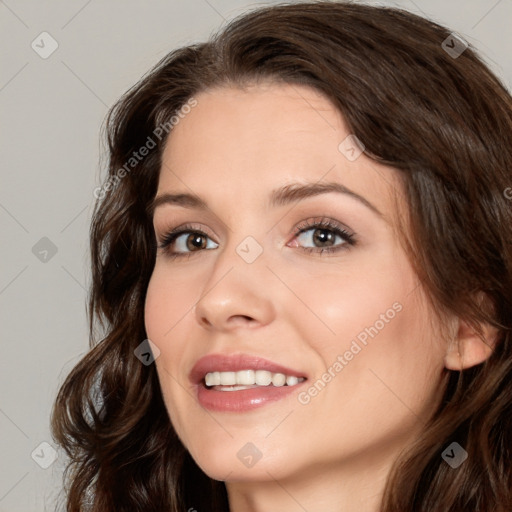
[190,353,308,411]
[204,369,306,390]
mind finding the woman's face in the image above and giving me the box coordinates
[145,83,448,484]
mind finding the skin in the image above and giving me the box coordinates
[144,83,494,512]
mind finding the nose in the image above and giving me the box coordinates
[194,241,277,332]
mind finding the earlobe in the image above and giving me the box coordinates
[444,318,497,371]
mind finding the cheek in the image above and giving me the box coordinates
[282,245,416,356]
[316,281,444,430]
[144,264,198,340]
[144,266,193,400]
[144,278,161,340]
[144,267,193,442]
[292,247,443,405]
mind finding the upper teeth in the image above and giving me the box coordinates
[204,370,304,387]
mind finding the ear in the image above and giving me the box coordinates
[444,317,498,371]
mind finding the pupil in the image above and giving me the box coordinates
[313,229,334,247]
[187,234,206,250]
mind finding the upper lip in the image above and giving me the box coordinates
[189,353,308,385]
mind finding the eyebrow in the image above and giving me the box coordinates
[150,181,382,217]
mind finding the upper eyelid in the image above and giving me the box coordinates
[156,215,352,235]
[156,219,348,238]
[156,222,215,241]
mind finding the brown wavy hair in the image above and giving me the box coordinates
[51,1,512,510]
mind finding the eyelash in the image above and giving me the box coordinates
[157,217,356,260]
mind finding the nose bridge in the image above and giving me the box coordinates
[212,208,272,281]
[194,229,277,329]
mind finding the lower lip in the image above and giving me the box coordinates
[196,381,307,412]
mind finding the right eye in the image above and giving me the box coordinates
[158,224,219,259]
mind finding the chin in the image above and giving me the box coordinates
[188,444,295,482]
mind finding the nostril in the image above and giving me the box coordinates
[199,316,213,328]
[230,315,255,325]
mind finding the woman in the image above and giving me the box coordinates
[51,2,512,511]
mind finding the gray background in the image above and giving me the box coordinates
[1,0,510,510]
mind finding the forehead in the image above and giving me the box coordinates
[158,83,402,219]
[162,83,345,169]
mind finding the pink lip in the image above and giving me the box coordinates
[190,353,308,413]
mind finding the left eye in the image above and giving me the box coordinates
[294,225,352,251]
